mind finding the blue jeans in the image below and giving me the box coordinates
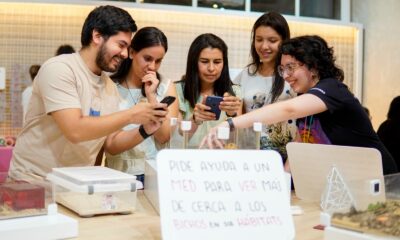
[136,174,145,187]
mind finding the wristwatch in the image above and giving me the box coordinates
[226,118,235,131]
[139,125,152,139]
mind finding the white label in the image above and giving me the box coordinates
[157,149,295,240]
[181,121,192,131]
[102,193,117,210]
[217,127,229,140]
[0,67,5,90]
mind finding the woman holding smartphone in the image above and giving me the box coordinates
[175,33,242,148]
[104,27,178,185]
[233,12,297,162]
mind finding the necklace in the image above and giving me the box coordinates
[302,115,314,143]
[124,79,142,105]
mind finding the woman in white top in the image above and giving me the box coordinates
[105,27,178,184]
[233,12,297,162]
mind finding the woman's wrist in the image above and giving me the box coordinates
[192,114,203,125]
[226,112,237,118]
[139,125,153,139]
[147,94,157,104]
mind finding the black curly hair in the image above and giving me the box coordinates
[277,35,344,82]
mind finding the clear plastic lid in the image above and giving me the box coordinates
[46,167,137,193]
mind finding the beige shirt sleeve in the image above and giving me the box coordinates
[35,61,81,114]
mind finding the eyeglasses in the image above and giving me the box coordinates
[277,62,303,77]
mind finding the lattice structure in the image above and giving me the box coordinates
[0,2,359,137]
[320,166,355,214]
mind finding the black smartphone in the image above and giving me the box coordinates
[160,96,176,106]
[156,96,176,110]
[205,96,223,120]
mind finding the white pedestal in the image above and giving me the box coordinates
[144,160,159,213]
[320,212,331,226]
[325,226,398,240]
[0,211,78,240]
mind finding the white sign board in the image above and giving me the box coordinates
[157,149,295,240]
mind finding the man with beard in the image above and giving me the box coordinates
[10,5,168,180]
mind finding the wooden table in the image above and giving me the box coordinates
[60,192,324,240]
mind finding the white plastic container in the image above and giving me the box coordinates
[47,166,137,217]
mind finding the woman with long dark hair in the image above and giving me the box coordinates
[105,27,178,184]
[233,12,296,161]
[175,33,242,148]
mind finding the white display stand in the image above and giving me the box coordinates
[287,143,385,211]
[0,203,78,240]
[157,149,294,240]
[325,226,399,240]
[144,160,160,213]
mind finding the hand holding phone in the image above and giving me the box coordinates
[156,96,176,110]
[160,96,176,106]
[205,96,223,120]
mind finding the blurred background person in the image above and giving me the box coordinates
[21,64,40,121]
[363,106,372,120]
[55,44,75,56]
[377,96,400,169]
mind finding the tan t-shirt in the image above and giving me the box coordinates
[10,53,120,179]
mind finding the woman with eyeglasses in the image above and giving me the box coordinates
[202,35,398,175]
[233,12,296,162]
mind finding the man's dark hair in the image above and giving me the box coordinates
[81,5,137,47]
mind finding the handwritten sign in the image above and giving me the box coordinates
[157,149,294,240]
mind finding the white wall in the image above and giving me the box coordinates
[352,0,400,129]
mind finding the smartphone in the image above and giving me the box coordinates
[156,96,176,110]
[205,96,223,120]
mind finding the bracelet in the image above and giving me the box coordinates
[227,117,235,131]
[226,112,237,118]
[139,125,152,139]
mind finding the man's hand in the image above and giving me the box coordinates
[131,102,167,125]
